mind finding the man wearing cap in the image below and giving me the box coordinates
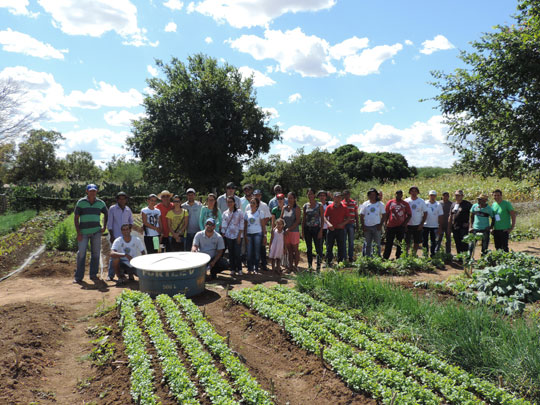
[423,191,444,257]
[342,190,359,262]
[491,189,516,252]
[324,192,349,266]
[404,186,428,255]
[448,190,472,254]
[469,194,494,256]
[106,191,134,281]
[182,188,203,251]
[192,218,229,280]
[254,189,272,271]
[360,188,386,257]
[383,190,411,260]
[268,184,287,212]
[240,184,254,212]
[436,192,453,254]
[217,182,241,213]
[74,184,108,283]
[110,223,146,285]
[156,190,174,252]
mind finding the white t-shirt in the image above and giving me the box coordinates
[112,235,146,258]
[141,207,161,236]
[404,197,428,226]
[360,200,385,227]
[424,201,444,228]
[244,209,263,234]
[258,201,271,219]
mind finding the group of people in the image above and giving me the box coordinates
[73,182,516,284]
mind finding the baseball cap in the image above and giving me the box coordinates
[243,183,253,190]
[317,190,327,197]
[226,182,236,189]
[455,189,464,196]
[205,218,216,225]
[86,184,98,191]
[116,191,128,198]
[477,193,488,200]
[428,190,437,195]
[254,189,262,195]
[367,188,378,196]
[148,193,157,199]
[409,186,420,193]
[186,188,196,194]
[333,191,342,198]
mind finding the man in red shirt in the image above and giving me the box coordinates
[383,190,411,259]
[342,189,359,262]
[156,190,174,252]
[324,191,349,266]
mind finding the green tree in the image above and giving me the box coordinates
[127,54,281,191]
[103,155,144,185]
[429,0,540,180]
[63,151,102,182]
[10,129,64,182]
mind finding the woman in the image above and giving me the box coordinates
[199,193,222,233]
[271,193,285,229]
[244,198,266,274]
[302,188,324,271]
[282,192,302,272]
[221,196,244,275]
[166,194,188,251]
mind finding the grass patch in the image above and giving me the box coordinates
[296,271,540,400]
[0,210,37,235]
[44,213,77,251]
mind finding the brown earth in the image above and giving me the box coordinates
[0,236,539,404]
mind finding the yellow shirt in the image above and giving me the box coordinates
[166,209,189,237]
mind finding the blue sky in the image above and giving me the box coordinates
[0,0,517,168]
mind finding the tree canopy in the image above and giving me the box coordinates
[63,151,102,182]
[430,0,540,180]
[0,79,39,144]
[127,54,281,191]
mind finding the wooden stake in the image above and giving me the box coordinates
[319,344,324,366]
[226,331,231,347]
[202,306,206,317]
[498,375,503,388]
[225,284,229,297]
[389,392,397,405]
[270,378,275,396]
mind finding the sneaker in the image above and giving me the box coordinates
[106,277,115,282]
[90,275,99,281]
[73,279,82,284]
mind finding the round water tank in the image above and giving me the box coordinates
[131,252,211,297]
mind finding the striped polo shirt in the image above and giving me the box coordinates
[75,197,108,235]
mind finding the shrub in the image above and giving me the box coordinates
[45,213,77,251]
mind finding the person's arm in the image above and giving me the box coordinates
[237,212,244,243]
[318,205,324,239]
[209,249,224,268]
[198,207,206,232]
[191,234,199,252]
[271,213,276,230]
[260,216,267,246]
[216,209,223,233]
[355,204,360,228]
[167,216,177,240]
[509,207,516,232]
[269,229,275,249]
[101,206,108,233]
[180,211,188,235]
[110,249,125,258]
[243,218,248,240]
[292,206,302,230]
[301,205,307,240]
[107,207,114,241]
[419,211,427,230]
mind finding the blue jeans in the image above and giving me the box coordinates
[344,223,356,261]
[185,233,196,251]
[246,232,262,272]
[75,231,102,281]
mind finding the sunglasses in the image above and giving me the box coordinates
[173,200,181,203]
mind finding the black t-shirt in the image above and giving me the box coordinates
[450,200,472,229]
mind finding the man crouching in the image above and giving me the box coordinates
[110,224,146,285]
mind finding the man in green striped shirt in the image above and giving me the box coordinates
[74,184,108,283]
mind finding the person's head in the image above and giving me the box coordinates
[206,193,218,215]
[86,184,98,201]
[409,186,419,198]
[147,193,158,208]
[492,189,503,203]
[333,191,342,204]
[307,188,316,201]
[226,196,237,212]
[243,184,253,197]
[477,194,488,207]
[158,190,172,204]
[442,192,449,202]
[120,223,132,238]
[276,193,285,207]
[287,191,297,207]
[343,189,351,201]
[254,189,263,202]
[454,189,464,202]
[378,190,383,201]
[367,188,378,202]
[172,194,182,207]
[249,197,260,211]
[395,190,403,201]
[205,217,216,233]
[317,190,327,203]
[116,191,128,207]
[428,190,437,203]
[226,182,236,197]
[276,218,285,231]
[186,188,196,202]
[273,184,282,196]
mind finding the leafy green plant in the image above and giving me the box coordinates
[44,213,77,251]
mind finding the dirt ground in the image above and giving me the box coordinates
[1,237,539,404]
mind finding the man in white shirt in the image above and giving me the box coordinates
[360,188,386,257]
[110,224,146,285]
[423,190,444,257]
[254,189,271,271]
[405,186,428,255]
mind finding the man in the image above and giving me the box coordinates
[240,184,254,212]
[436,192,453,254]
[360,188,386,257]
[491,189,516,252]
[469,194,494,256]
[156,190,174,252]
[448,190,472,254]
[254,189,271,271]
[74,184,108,283]
[324,192,349,266]
[217,182,241,212]
[106,191,133,281]
[182,188,203,251]
[110,224,146,285]
[318,190,329,254]
[383,190,411,260]
[404,186,428,255]
[268,184,286,212]
[423,190,444,257]
[192,218,229,280]
[342,189,359,262]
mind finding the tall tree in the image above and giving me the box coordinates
[429,0,540,180]
[103,155,143,185]
[127,54,281,191]
[63,151,102,182]
[0,79,39,143]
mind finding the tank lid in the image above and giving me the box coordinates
[131,252,211,272]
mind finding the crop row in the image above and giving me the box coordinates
[230,286,531,405]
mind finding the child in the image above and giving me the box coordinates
[269,218,285,275]
[141,194,162,254]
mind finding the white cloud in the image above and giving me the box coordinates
[360,99,385,113]
[59,128,131,162]
[192,0,336,28]
[420,34,454,55]
[0,0,38,16]
[288,93,302,103]
[64,81,144,109]
[238,66,275,87]
[404,39,413,46]
[262,107,279,120]
[147,65,158,77]
[204,36,213,44]
[49,110,78,122]
[164,22,177,32]
[329,36,369,59]
[346,115,453,167]
[283,125,339,149]
[104,110,144,127]
[0,29,68,60]
[163,0,183,10]
[273,144,295,160]
[342,43,402,76]
[37,0,158,47]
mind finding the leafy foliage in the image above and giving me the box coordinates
[63,151,102,182]
[44,213,77,251]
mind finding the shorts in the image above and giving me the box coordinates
[285,231,300,245]
[406,225,423,244]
